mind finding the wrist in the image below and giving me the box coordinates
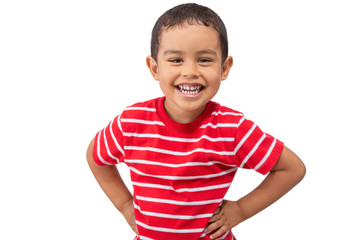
[235,198,251,224]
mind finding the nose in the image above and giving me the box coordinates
[182,61,199,79]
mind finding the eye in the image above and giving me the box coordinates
[168,58,183,63]
[198,58,212,63]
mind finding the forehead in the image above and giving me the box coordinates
[158,23,221,53]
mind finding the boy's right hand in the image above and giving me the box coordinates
[121,198,138,235]
[87,138,137,234]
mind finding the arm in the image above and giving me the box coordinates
[87,138,138,234]
[205,145,306,239]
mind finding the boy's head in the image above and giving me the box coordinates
[146,3,233,124]
[151,3,228,64]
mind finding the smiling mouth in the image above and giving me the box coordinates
[176,84,204,95]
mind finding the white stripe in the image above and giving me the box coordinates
[123,132,234,142]
[121,118,165,126]
[233,123,257,155]
[237,116,246,127]
[96,130,112,165]
[133,203,212,219]
[125,159,237,168]
[117,115,122,132]
[240,134,266,168]
[126,107,156,112]
[132,181,232,193]
[254,138,277,171]
[162,182,232,192]
[211,111,243,116]
[136,220,203,233]
[132,181,172,190]
[136,196,223,206]
[200,123,239,129]
[129,166,237,180]
[200,230,230,240]
[124,146,234,156]
[109,118,125,156]
[215,230,230,240]
[103,124,120,163]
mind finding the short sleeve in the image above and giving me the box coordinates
[234,116,284,175]
[93,114,125,166]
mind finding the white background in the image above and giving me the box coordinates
[1,0,359,239]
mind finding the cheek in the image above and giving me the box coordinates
[158,78,175,94]
[159,70,178,85]
[205,70,222,84]
[203,66,222,78]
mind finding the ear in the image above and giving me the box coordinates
[146,56,159,81]
[220,56,233,81]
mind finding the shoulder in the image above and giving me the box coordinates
[125,97,159,110]
[210,101,244,122]
[199,101,245,134]
[120,97,160,118]
[114,98,163,133]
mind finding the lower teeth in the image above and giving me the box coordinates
[181,90,199,95]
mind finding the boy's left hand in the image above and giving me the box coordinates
[204,200,242,239]
[204,146,306,239]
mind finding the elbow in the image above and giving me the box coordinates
[294,157,306,184]
[86,138,95,166]
[285,146,306,183]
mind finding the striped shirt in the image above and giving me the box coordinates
[93,97,284,240]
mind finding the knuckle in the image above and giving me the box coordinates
[207,223,214,231]
[212,221,221,229]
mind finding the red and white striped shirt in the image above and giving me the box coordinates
[93,97,284,240]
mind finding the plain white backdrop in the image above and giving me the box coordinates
[1,0,359,239]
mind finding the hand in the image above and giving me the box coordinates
[120,198,138,235]
[204,200,242,239]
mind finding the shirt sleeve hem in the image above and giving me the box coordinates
[257,140,284,175]
[92,131,108,166]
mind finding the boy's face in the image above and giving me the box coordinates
[147,23,233,123]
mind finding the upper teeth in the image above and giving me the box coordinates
[178,85,202,91]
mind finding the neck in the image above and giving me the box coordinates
[163,99,206,124]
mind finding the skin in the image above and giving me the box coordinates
[87,139,138,235]
[204,146,305,238]
[146,23,233,123]
[87,23,306,239]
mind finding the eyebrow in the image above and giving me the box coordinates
[163,49,217,56]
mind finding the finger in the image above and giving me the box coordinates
[207,211,222,224]
[210,225,229,239]
[209,205,224,221]
[204,219,223,233]
[213,206,221,215]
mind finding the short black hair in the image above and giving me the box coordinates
[150,3,228,64]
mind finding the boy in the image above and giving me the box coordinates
[87,3,306,240]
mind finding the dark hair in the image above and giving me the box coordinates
[151,3,228,64]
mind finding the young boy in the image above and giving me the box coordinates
[87,3,306,240]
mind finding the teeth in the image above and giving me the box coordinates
[178,85,202,91]
[177,84,202,95]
